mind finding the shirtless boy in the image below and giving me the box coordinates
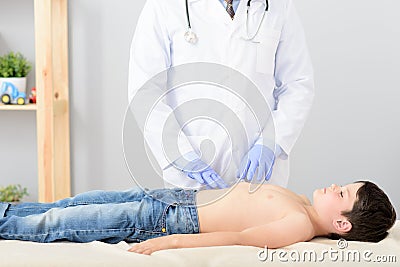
[0,181,396,255]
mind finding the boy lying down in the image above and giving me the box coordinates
[0,181,396,255]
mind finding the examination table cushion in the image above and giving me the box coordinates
[0,221,399,267]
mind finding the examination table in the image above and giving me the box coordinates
[0,221,399,266]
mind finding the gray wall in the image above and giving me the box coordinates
[288,0,400,213]
[0,0,37,201]
[0,0,398,214]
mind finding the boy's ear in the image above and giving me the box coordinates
[333,218,352,233]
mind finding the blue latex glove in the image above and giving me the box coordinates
[183,159,228,189]
[237,144,275,181]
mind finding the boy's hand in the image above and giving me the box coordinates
[128,235,177,255]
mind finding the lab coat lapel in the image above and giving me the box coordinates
[187,0,229,25]
[231,0,247,32]
[206,0,234,25]
[188,0,248,27]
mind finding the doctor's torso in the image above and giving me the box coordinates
[131,0,295,188]
[165,1,285,151]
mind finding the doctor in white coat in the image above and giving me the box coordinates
[128,0,314,189]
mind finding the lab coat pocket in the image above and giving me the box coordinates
[255,30,281,75]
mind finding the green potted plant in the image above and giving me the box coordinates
[0,51,32,105]
[0,184,29,203]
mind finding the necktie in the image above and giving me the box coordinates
[225,0,235,19]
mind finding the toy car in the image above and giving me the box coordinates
[0,81,26,105]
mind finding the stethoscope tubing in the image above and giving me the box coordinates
[247,0,269,11]
[186,0,192,29]
[185,0,269,43]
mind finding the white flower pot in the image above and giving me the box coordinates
[0,77,27,94]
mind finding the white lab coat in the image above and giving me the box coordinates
[128,0,314,188]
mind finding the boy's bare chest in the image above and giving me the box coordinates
[197,184,307,232]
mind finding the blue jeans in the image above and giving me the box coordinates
[0,187,199,243]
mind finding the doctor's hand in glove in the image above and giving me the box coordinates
[183,158,228,189]
[237,144,276,182]
[174,152,228,189]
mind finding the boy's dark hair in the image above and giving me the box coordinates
[329,180,397,242]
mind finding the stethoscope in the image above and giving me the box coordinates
[184,0,269,44]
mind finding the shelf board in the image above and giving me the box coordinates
[0,103,37,111]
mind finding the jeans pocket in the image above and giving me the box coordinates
[156,202,181,234]
[124,199,174,242]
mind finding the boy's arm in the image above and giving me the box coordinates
[128,213,312,255]
[128,232,241,255]
[239,213,313,248]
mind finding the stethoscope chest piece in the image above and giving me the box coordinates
[184,29,198,44]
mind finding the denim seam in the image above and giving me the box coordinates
[7,201,130,211]
[161,205,168,229]
[64,201,124,206]
[1,226,165,238]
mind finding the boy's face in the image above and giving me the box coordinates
[313,182,363,229]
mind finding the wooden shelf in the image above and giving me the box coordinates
[0,103,37,111]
